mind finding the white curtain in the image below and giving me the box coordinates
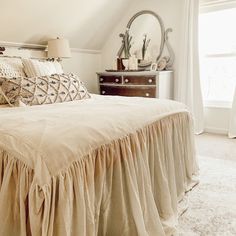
[176,0,204,134]
[229,88,236,138]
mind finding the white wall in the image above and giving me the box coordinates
[204,107,230,134]
[62,51,101,94]
[0,0,133,50]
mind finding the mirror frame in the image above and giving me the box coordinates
[126,10,165,63]
[117,10,174,69]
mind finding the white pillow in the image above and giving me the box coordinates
[0,58,25,79]
[22,59,63,77]
[53,61,64,74]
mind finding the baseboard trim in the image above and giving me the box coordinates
[204,127,228,135]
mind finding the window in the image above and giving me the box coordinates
[199,7,236,107]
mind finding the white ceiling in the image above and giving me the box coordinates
[0,0,133,49]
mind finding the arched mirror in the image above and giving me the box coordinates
[117,10,174,70]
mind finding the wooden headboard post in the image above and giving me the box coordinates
[0,47,5,55]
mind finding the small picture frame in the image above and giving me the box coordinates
[150,63,157,71]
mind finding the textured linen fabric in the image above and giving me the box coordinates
[0,57,26,104]
[1,73,90,106]
[0,95,199,236]
[22,58,63,77]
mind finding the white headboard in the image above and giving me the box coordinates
[0,41,47,59]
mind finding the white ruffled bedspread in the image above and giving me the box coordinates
[0,95,199,236]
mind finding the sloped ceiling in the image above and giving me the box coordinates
[1,0,133,50]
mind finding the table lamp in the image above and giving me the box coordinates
[47,38,71,61]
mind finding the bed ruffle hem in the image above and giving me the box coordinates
[0,112,199,236]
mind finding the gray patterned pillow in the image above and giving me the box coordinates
[1,73,91,106]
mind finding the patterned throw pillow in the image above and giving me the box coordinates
[22,59,63,77]
[0,94,6,104]
[1,73,90,106]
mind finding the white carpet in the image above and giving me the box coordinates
[179,156,236,236]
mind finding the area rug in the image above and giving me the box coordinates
[178,156,236,236]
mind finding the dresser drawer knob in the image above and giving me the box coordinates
[124,79,129,83]
[100,78,104,82]
[115,78,119,83]
[148,79,153,83]
[102,91,106,95]
[145,93,150,97]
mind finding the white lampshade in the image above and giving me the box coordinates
[47,38,71,59]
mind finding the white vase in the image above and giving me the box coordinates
[129,56,138,70]
[122,59,129,70]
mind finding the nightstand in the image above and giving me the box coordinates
[97,71,173,99]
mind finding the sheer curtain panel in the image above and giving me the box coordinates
[177,0,204,134]
[229,88,236,138]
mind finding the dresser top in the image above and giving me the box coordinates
[97,70,173,76]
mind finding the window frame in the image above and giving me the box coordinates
[199,3,236,108]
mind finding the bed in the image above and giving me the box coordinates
[0,93,198,236]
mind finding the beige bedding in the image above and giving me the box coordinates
[0,95,198,236]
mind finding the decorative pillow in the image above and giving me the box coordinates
[0,58,26,104]
[0,94,6,104]
[1,73,90,107]
[22,59,63,77]
[0,58,25,79]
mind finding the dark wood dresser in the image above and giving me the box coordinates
[97,71,173,99]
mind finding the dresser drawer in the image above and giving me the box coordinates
[100,85,156,98]
[123,76,156,85]
[99,76,122,84]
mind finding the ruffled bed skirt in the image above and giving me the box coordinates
[0,112,198,236]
